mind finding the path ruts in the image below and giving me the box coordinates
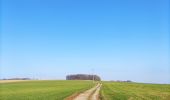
[73,83,102,100]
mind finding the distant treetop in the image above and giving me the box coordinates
[66,74,101,81]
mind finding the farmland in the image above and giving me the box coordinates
[100,82,170,100]
[0,80,94,100]
[1,80,170,100]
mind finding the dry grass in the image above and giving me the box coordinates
[0,80,29,83]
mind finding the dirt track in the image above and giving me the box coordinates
[73,83,102,100]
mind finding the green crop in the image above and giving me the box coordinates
[100,82,170,100]
[0,80,94,100]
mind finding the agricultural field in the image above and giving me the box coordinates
[0,80,94,100]
[1,80,170,100]
[100,82,170,100]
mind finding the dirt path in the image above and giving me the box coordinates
[73,83,102,100]
[90,84,102,100]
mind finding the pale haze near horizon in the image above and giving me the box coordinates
[0,0,170,84]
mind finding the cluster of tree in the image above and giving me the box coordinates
[66,74,101,81]
[2,78,31,80]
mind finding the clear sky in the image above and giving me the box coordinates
[1,0,169,83]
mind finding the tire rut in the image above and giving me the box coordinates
[73,83,102,100]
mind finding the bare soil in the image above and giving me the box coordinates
[72,83,102,100]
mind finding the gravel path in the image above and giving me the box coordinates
[73,83,102,100]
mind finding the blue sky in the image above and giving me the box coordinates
[1,0,169,83]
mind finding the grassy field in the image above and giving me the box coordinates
[100,82,170,100]
[0,80,94,100]
[1,80,170,100]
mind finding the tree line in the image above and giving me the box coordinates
[66,74,101,81]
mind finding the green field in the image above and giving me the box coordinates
[0,80,94,100]
[1,80,170,100]
[100,82,170,100]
